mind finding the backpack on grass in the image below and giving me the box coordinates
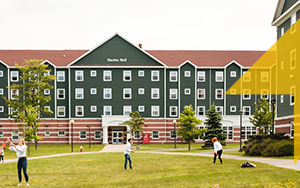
[241,161,256,168]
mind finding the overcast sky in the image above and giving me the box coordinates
[0,0,278,51]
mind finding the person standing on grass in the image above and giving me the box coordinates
[124,138,135,170]
[7,138,29,186]
[212,137,223,165]
[0,146,4,163]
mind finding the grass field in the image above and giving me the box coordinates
[0,152,299,188]
[224,150,294,160]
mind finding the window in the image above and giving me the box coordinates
[230,71,236,77]
[281,95,284,103]
[45,131,50,136]
[290,121,294,138]
[44,71,50,76]
[11,89,19,100]
[216,106,223,115]
[75,71,84,81]
[57,71,65,82]
[80,131,87,139]
[243,106,251,115]
[198,71,205,82]
[185,88,191,95]
[11,71,18,82]
[12,131,19,140]
[151,88,159,99]
[138,70,144,77]
[95,131,102,139]
[90,88,97,95]
[243,71,251,82]
[90,70,97,77]
[0,71,3,77]
[104,106,112,115]
[223,126,233,140]
[0,89,3,95]
[281,27,285,36]
[243,89,251,100]
[123,88,131,99]
[261,89,268,99]
[151,106,159,116]
[44,106,51,112]
[91,106,97,112]
[123,71,131,81]
[215,89,223,99]
[0,131,3,137]
[123,106,131,115]
[0,106,4,112]
[198,89,205,99]
[290,86,295,105]
[103,88,112,99]
[290,49,296,70]
[261,72,269,82]
[138,88,144,94]
[103,71,112,81]
[138,106,145,112]
[57,106,65,117]
[151,71,159,81]
[291,13,296,33]
[75,88,84,99]
[241,125,257,140]
[230,89,236,95]
[58,131,65,136]
[134,131,141,139]
[215,71,223,82]
[197,106,205,115]
[230,106,236,112]
[170,71,177,82]
[170,89,177,99]
[57,89,65,99]
[76,106,84,117]
[170,130,177,139]
[152,131,159,139]
[185,71,191,77]
[44,89,50,95]
[195,126,206,140]
[170,106,177,117]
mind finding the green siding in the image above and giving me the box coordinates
[56,69,69,118]
[281,0,298,15]
[226,63,241,115]
[211,69,224,108]
[196,69,210,113]
[180,63,195,113]
[42,62,55,119]
[166,69,178,118]
[0,63,8,118]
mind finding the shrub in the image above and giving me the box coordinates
[275,140,294,156]
[249,143,262,156]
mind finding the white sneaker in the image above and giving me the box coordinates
[26,183,29,186]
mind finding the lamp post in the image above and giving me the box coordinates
[173,119,177,149]
[87,125,91,149]
[271,98,276,134]
[70,119,74,152]
[239,110,243,152]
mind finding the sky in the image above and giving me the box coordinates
[0,0,278,51]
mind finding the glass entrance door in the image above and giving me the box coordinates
[112,130,123,144]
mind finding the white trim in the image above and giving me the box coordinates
[138,70,144,77]
[178,60,197,68]
[152,130,159,139]
[243,106,251,116]
[57,89,65,100]
[123,70,131,81]
[58,130,65,136]
[230,71,236,77]
[197,71,205,82]
[0,89,3,95]
[290,85,295,106]
[197,106,205,116]
[230,106,236,112]
[138,105,145,112]
[0,106,4,112]
[44,89,50,95]
[169,71,178,82]
[170,130,178,139]
[138,88,144,95]
[169,106,178,117]
[75,88,84,99]
[90,88,97,95]
[151,106,159,116]
[184,71,191,77]
[215,71,223,82]
[123,88,132,99]
[224,60,243,68]
[75,70,84,81]
[123,106,132,116]
[151,70,160,81]
[242,89,251,100]
[103,88,112,99]
[272,0,300,26]
[57,71,65,82]
[10,89,19,100]
[184,88,191,95]
[103,106,112,115]
[103,71,112,81]
[216,106,223,116]
[57,106,65,117]
[90,70,97,77]
[44,130,50,137]
[0,71,3,77]
[169,89,178,99]
[215,89,223,100]
[10,71,19,82]
[79,130,87,139]
[75,106,84,117]
[151,88,159,99]
[94,130,102,139]
[91,106,97,112]
[197,89,205,99]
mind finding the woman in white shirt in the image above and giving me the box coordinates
[212,137,223,165]
[8,138,29,186]
[0,146,4,163]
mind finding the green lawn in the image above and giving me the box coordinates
[224,150,295,159]
[0,153,299,187]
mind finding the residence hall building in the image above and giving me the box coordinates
[0,34,266,145]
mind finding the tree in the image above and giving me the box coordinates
[249,97,274,136]
[3,59,56,150]
[202,103,226,148]
[177,105,206,151]
[121,111,145,144]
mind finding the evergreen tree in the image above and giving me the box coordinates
[203,103,226,148]
[121,111,145,144]
[177,105,206,151]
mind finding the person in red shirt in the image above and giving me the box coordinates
[2,141,6,150]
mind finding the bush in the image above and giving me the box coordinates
[249,143,262,156]
[275,140,294,156]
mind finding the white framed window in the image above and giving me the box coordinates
[197,71,205,82]
[134,131,141,139]
[80,131,87,139]
[138,106,144,112]
[0,131,3,137]
[215,89,223,99]
[58,131,65,136]
[123,71,131,81]
[170,130,177,139]
[215,71,223,82]
[223,126,233,140]
[230,71,236,77]
[44,89,50,95]
[44,71,50,77]
[123,106,132,115]
[290,49,296,70]
[90,88,97,95]
[91,106,97,112]
[11,71,19,82]
[138,70,144,77]
[57,71,65,82]
[243,106,251,115]
[45,131,50,137]
[12,131,19,140]
[103,88,112,99]
[230,106,236,112]
[290,121,294,138]
[57,89,65,99]
[281,95,284,103]
[75,70,84,81]
[76,106,84,117]
[44,106,51,112]
[170,71,177,82]
[11,89,19,100]
[103,106,112,115]
[170,106,177,117]
[152,130,159,139]
[261,71,269,82]
[57,106,65,117]
[151,88,159,99]
[243,89,251,100]
[261,89,269,99]
[198,89,205,99]
[123,88,131,99]
[103,71,112,81]
[0,89,3,95]
[216,106,223,116]
[75,88,84,99]
[291,13,296,33]
[151,71,159,81]
[243,71,251,82]
[241,125,257,140]
[185,71,191,77]
[151,106,159,116]
[230,89,236,95]
[138,88,144,94]
[185,88,191,95]
[197,106,205,115]
[90,70,97,77]
[170,89,177,99]
[95,131,102,139]
[290,86,295,106]
[0,106,4,112]
[281,27,285,36]
[0,71,3,77]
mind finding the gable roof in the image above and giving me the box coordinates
[272,0,300,26]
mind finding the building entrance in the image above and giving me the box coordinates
[112,129,123,144]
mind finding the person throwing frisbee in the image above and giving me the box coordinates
[124,138,135,170]
[212,137,223,165]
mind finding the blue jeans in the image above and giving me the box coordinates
[17,157,29,183]
[124,154,132,169]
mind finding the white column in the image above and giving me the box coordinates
[103,126,108,144]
